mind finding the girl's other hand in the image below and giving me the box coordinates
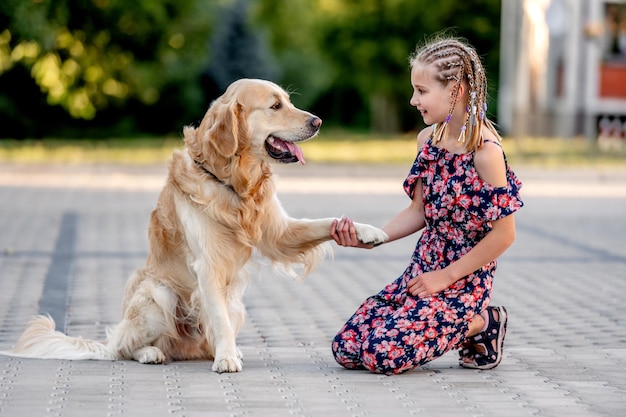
[407,269,455,298]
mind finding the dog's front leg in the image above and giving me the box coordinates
[193,259,242,373]
[280,217,389,250]
[260,217,388,279]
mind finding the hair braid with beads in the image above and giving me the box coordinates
[409,36,500,152]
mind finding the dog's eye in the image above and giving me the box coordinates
[270,102,282,110]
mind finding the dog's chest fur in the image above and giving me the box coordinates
[169,152,275,249]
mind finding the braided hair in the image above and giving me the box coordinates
[409,36,499,152]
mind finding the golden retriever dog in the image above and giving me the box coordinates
[1,79,388,373]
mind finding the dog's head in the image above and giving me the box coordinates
[187,79,322,166]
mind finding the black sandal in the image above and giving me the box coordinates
[458,341,477,362]
[459,306,508,370]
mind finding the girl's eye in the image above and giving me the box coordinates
[271,102,282,110]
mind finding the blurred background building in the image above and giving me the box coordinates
[499,0,626,141]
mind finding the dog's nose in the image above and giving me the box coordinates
[310,117,322,129]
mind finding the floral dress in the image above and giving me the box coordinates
[331,137,523,375]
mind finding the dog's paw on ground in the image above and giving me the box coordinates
[133,346,167,364]
[212,356,243,373]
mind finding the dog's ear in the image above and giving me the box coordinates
[183,125,200,158]
[198,101,246,158]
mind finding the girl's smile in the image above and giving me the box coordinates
[409,64,453,126]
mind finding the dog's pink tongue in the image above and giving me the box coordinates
[284,141,306,164]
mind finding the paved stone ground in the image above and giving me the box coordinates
[0,162,625,417]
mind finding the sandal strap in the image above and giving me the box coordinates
[460,306,508,370]
[466,306,505,360]
[459,346,475,358]
[467,306,501,345]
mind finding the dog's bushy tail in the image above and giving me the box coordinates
[0,315,117,361]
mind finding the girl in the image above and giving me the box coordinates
[330,36,523,375]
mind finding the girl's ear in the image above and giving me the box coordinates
[454,82,467,103]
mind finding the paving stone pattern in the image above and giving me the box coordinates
[0,163,624,417]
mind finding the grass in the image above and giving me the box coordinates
[0,137,183,165]
[1,132,625,168]
[501,137,626,168]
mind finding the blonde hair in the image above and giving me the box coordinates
[409,36,500,152]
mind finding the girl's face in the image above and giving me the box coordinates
[409,63,454,126]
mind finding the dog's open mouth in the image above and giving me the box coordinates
[265,136,306,164]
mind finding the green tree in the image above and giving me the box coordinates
[255,0,501,133]
[317,0,501,132]
[204,0,279,98]
[0,0,215,136]
[252,0,333,110]
[0,0,502,137]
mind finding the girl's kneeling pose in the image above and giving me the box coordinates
[330,35,524,375]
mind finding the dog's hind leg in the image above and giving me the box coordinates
[107,281,177,364]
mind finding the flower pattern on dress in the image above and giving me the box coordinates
[332,138,523,375]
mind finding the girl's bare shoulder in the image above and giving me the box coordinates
[416,125,434,149]
[474,139,506,187]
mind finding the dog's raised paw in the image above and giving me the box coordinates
[213,356,243,373]
[354,223,388,246]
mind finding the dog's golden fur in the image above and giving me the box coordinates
[1,79,387,372]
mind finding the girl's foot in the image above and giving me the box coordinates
[459,306,508,370]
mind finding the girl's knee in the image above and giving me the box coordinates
[331,334,364,370]
[361,340,422,375]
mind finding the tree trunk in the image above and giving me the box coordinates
[370,92,400,133]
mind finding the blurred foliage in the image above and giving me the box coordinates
[300,0,502,132]
[0,0,216,137]
[206,0,279,93]
[0,0,501,139]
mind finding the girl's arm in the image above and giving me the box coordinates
[447,214,515,278]
[331,187,425,248]
[408,139,517,297]
[381,187,426,243]
[331,127,432,248]
[408,214,515,296]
